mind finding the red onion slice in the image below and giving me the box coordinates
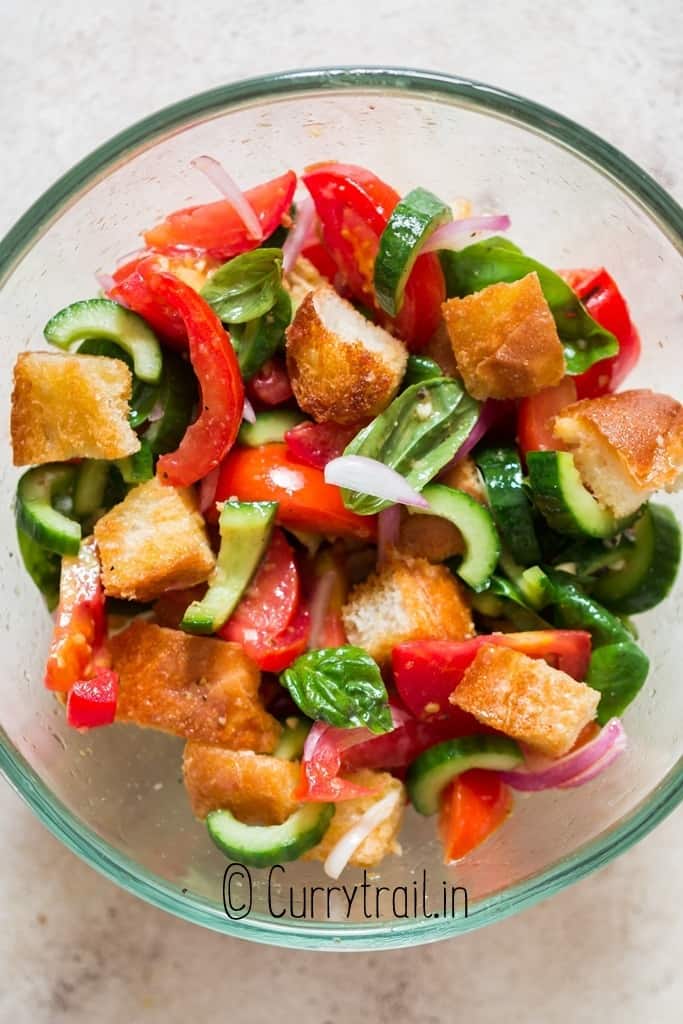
[324,788,402,879]
[191,155,263,241]
[242,396,256,424]
[307,570,338,650]
[282,197,316,273]
[377,505,401,567]
[95,272,116,294]
[198,466,220,516]
[422,214,511,253]
[440,399,511,473]
[325,456,429,509]
[498,718,626,792]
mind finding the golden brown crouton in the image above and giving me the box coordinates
[451,645,600,757]
[111,620,280,751]
[304,770,405,868]
[440,456,488,504]
[342,554,474,665]
[183,744,300,822]
[284,255,330,310]
[152,585,207,629]
[286,286,407,424]
[396,510,464,562]
[94,476,215,602]
[11,351,140,465]
[441,273,565,400]
[553,389,683,518]
[421,321,460,378]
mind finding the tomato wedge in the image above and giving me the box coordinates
[559,268,641,399]
[108,256,188,348]
[144,170,297,258]
[285,421,361,470]
[219,528,299,638]
[295,721,379,803]
[438,770,512,862]
[45,537,107,692]
[246,358,293,407]
[517,376,577,456]
[225,604,311,674]
[215,443,377,540]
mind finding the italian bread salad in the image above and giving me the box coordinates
[10,158,683,878]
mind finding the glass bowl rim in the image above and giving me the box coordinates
[1,66,681,950]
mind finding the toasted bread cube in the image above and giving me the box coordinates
[183,744,300,822]
[111,620,280,751]
[554,389,683,518]
[342,554,474,666]
[439,456,488,505]
[284,255,329,311]
[441,273,565,400]
[396,510,465,562]
[286,285,407,424]
[421,321,460,378]
[94,476,215,601]
[304,770,405,868]
[11,351,140,465]
[451,645,600,757]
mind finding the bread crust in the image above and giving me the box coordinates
[183,744,300,822]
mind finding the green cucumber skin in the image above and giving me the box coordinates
[77,337,158,428]
[407,735,523,816]
[273,718,311,760]
[545,570,632,646]
[45,298,162,384]
[402,355,443,389]
[182,500,277,634]
[16,526,61,611]
[592,504,681,614]
[207,803,335,867]
[115,440,154,485]
[16,465,81,557]
[586,641,650,724]
[239,410,306,447]
[73,460,110,519]
[476,447,541,565]
[419,482,500,591]
[143,352,197,456]
[527,450,619,539]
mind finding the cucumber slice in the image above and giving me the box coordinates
[498,550,551,610]
[476,447,541,564]
[143,352,197,456]
[46,298,162,383]
[527,450,620,539]
[73,460,110,519]
[402,355,443,389]
[407,735,523,816]
[586,641,650,723]
[16,525,61,611]
[207,802,335,867]
[78,337,158,427]
[182,500,277,634]
[415,482,500,591]
[16,465,81,556]
[273,717,311,760]
[238,410,306,447]
[544,569,632,646]
[592,504,681,613]
[374,187,451,316]
[115,439,154,484]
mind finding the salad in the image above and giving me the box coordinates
[10,157,683,879]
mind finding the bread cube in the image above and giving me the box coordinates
[284,255,329,311]
[441,272,565,400]
[111,620,280,752]
[450,644,600,757]
[94,476,215,602]
[342,554,474,666]
[554,389,683,518]
[286,285,407,424]
[183,744,300,822]
[11,351,139,465]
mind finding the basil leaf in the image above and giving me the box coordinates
[402,354,442,389]
[230,286,292,380]
[341,377,479,515]
[201,248,283,323]
[544,569,632,645]
[280,646,393,734]
[441,236,618,374]
[586,641,649,723]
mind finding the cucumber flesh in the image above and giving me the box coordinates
[115,439,154,484]
[16,465,81,556]
[415,482,500,591]
[527,450,620,539]
[586,641,650,723]
[46,298,162,383]
[239,410,306,447]
[407,735,523,815]
[182,500,277,634]
[476,447,541,565]
[207,802,335,867]
[273,718,311,760]
[73,460,110,519]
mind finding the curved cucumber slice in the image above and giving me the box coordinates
[407,735,523,815]
[586,641,650,724]
[182,500,277,634]
[592,504,681,613]
[46,298,162,383]
[239,410,306,447]
[402,355,443,389]
[476,447,541,564]
[115,438,154,484]
[16,525,61,611]
[527,450,620,539]
[416,482,500,591]
[207,802,335,867]
[77,337,158,427]
[545,569,632,646]
[143,351,196,456]
[16,465,81,556]
[273,718,311,760]
[374,187,451,316]
[73,460,110,519]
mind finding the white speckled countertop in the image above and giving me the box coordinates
[1,2,681,1020]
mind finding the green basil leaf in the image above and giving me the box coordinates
[201,248,283,323]
[441,237,618,374]
[402,354,443,389]
[544,569,632,645]
[230,286,292,380]
[586,641,649,723]
[280,646,393,734]
[341,377,479,515]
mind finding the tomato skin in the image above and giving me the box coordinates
[295,721,380,803]
[438,770,512,862]
[45,537,107,692]
[285,421,361,470]
[341,705,485,772]
[109,257,188,348]
[215,443,377,540]
[246,358,293,407]
[225,604,310,673]
[66,670,119,729]
[143,170,297,258]
[517,376,577,456]
[560,268,640,398]
[219,529,299,638]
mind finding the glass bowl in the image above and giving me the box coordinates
[1,68,681,951]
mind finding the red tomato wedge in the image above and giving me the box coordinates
[144,170,297,258]
[225,605,310,674]
[295,721,379,803]
[559,268,641,399]
[220,529,299,638]
[246,358,293,407]
[215,443,377,540]
[517,376,577,456]
[108,256,188,349]
[285,421,361,470]
[45,537,107,692]
[438,770,513,862]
